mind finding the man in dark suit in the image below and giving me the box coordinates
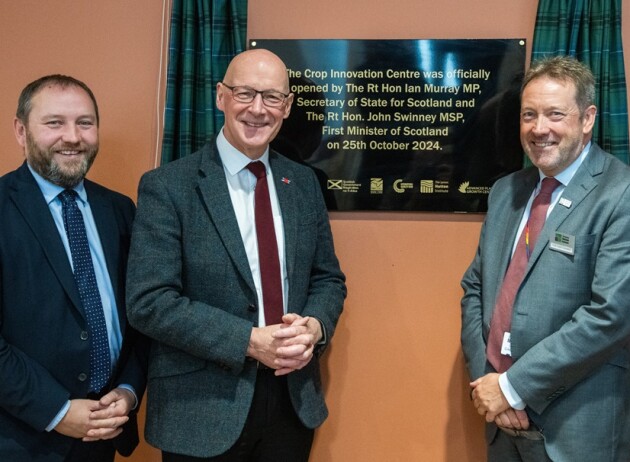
[127,49,346,461]
[0,75,147,461]
[461,56,630,461]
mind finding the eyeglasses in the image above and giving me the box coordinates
[221,82,290,108]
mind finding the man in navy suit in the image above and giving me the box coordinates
[461,56,630,461]
[127,49,346,461]
[0,75,147,461]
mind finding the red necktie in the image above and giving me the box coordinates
[246,161,284,326]
[487,177,561,372]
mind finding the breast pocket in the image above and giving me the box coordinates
[547,233,597,298]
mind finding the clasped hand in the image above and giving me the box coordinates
[248,313,322,376]
[55,387,135,441]
[470,373,529,430]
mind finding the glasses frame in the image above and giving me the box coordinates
[220,82,290,108]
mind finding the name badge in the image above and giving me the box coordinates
[549,232,575,256]
[501,332,511,356]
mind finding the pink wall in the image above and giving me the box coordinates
[0,1,628,461]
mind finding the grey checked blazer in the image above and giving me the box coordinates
[127,139,346,458]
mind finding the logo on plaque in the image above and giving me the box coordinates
[327,179,361,193]
[327,179,343,190]
[458,181,491,194]
[370,178,383,194]
[420,180,434,193]
[393,179,414,193]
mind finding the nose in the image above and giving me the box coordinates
[248,92,266,113]
[531,115,550,135]
[61,123,81,143]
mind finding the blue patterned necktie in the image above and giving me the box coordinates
[59,189,110,392]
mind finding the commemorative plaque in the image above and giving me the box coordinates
[253,39,526,212]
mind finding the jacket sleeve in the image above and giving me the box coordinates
[126,169,254,375]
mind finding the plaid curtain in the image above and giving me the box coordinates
[161,0,247,164]
[531,0,629,163]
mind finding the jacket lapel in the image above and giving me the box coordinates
[9,163,83,313]
[196,143,257,293]
[496,170,539,278]
[270,152,298,283]
[85,181,126,330]
[525,145,603,270]
[87,183,119,288]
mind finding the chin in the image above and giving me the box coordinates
[243,137,271,152]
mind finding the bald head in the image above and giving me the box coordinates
[223,49,290,94]
[216,48,294,159]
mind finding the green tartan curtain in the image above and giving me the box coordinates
[161,0,247,164]
[531,0,629,163]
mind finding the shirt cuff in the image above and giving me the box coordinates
[311,316,327,345]
[46,400,71,432]
[499,373,526,410]
[117,384,139,410]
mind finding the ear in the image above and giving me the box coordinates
[216,82,226,111]
[582,105,597,134]
[282,93,294,119]
[13,118,27,148]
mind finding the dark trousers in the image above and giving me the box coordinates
[163,369,314,462]
[64,439,115,462]
[488,428,552,462]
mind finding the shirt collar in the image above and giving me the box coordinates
[538,141,591,187]
[216,129,271,177]
[26,163,87,205]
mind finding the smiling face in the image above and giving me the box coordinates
[14,84,99,188]
[216,49,293,159]
[520,76,596,177]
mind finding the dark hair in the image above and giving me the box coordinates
[522,56,595,115]
[16,74,99,125]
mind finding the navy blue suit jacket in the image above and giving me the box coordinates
[0,162,147,461]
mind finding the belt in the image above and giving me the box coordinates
[499,426,545,441]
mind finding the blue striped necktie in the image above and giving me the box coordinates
[59,189,111,392]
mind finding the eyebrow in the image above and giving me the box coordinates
[39,113,97,120]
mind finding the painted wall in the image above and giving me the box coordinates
[0,1,167,198]
[0,2,628,461]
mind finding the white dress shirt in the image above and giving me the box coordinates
[216,130,288,327]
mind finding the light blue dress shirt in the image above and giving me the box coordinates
[26,165,135,430]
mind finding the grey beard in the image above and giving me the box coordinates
[45,156,93,188]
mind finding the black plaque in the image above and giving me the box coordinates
[253,39,526,212]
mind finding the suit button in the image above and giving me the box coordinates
[78,373,88,382]
[80,331,89,341]
[248,304,257,312]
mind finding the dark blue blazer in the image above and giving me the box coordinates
[0,162,147,461]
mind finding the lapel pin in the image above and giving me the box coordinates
[559,197,572,208]
[281,177,291,185]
